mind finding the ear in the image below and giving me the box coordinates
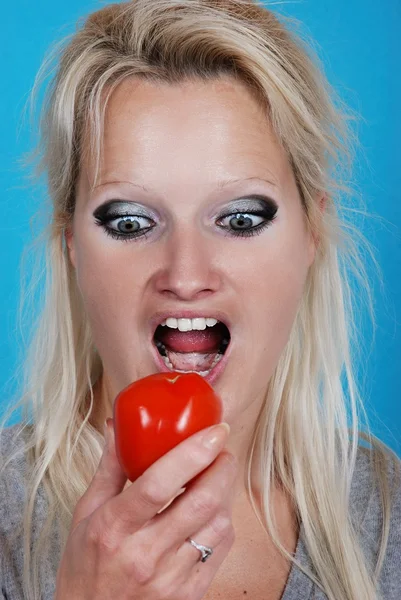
[307,192,326,266]
[64,226,76,269]
[318,193,326,214]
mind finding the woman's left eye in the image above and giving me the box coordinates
[216,211,276,238]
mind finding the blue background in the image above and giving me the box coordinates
[1,1,400,453]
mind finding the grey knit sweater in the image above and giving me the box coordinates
[0,424,400,599]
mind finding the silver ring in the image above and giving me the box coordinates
[187,537,213,563]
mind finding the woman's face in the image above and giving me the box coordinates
[67,76,317,425]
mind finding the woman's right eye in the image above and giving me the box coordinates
[94,214,156,242]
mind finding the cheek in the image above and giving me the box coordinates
[256,260,306,348]
[71,238,145,355]
[242,226,311,374]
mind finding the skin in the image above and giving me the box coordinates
[65,75,322,595]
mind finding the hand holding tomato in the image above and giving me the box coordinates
[55,373,237,600]
[113,372,223,481]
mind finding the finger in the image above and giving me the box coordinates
[187,529,236,597]
[135,450,237,559]
[71,418,127,530]
[179,508,235,569]
[146,510,235,599]
[99,422,231,537]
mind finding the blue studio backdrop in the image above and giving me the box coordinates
[1,1,400,452]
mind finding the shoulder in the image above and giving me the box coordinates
[350,442,401,598]
[0,422,30,477]
[0,423,31,534]
[0,423,60,599]
[351,442,401,511]
[350,442,401,524]
[0,422,29,460]
[0,423,30,594]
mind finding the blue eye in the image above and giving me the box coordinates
[94,214,156,242]
[216,211,275,238]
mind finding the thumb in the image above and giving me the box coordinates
[71,418,128,530]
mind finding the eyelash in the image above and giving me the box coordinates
[94,209,277,243]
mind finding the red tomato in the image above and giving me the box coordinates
[113,372,223,482]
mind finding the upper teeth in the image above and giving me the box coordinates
[160,317,218,332]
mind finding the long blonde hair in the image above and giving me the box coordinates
[0,1,399,599]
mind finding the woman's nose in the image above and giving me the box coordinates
[153,228,223,301]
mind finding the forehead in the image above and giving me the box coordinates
[80,76,293,196]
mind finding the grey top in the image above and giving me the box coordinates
[0,424,400,599]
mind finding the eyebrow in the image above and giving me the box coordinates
[218,176,278,189]
[92,176,278,193]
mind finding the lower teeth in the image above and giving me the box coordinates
[161,351,224,377]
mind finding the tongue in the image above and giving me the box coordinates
[165,350,219,371]
[157,325,223,354]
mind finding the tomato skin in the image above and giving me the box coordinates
[113,372,223,482]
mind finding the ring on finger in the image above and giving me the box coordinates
[186,537,214,563]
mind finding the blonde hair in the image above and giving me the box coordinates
[0,1,399,599]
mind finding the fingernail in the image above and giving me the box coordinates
[202,423,230,449]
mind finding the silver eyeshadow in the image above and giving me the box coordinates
[92,195,279,222]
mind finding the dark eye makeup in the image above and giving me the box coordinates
[93,195,278,243]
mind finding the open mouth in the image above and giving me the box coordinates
[152,320,231,378]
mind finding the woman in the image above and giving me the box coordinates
[0,0,399,598]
